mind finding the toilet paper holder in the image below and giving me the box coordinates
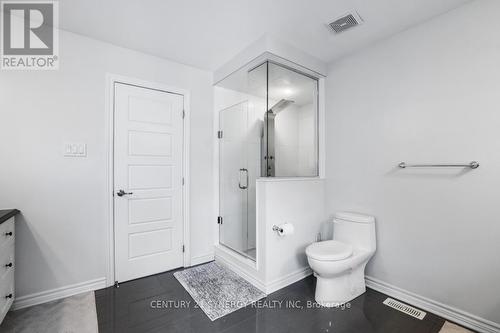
[272,225,283,233]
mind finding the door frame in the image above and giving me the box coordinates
[105,73,191,287]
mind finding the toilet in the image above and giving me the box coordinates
[306,212,376,307]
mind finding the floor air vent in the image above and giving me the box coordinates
[383,298,427,320]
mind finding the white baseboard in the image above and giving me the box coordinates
[266,267,312,294]
[365,276,500,333]
[215,252,266,292]
[13,277,107,310]
[190,253,214,266]
[215,244,312,295]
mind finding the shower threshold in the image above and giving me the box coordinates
[219,243,256,262]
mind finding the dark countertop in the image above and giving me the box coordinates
[0,209,20,224]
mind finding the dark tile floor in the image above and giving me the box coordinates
[95,264,447,333]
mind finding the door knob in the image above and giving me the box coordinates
[117,190,133,197]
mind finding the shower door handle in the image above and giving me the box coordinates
[239,168,248,190]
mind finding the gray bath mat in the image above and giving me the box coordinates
[174,262,265,321]
[0,292,98,333]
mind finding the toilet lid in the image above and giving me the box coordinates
[306,240,353,261]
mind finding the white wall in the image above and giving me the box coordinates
[325,0,500,326]
[275,105,300,177]
[0,29,214,298]
[275,103,317,177]
[298,104,317,176]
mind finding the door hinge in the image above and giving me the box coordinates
[182,177,185,186]
[182,110,185,119]
[217,130,223,139]
[182,245,185,253]
[217,216,223,225]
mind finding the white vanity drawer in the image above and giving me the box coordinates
[0,270,14,323]
[0,241,14,282]
[0,212,16,325]
[0,218,15,249]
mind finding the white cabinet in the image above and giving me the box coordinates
[0,217,15,324]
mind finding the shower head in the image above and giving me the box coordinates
[268,99,294,114]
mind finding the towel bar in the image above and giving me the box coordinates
[398,161,479,169]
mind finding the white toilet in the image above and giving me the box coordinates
[306,212,376,307]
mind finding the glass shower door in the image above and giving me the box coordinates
[219,101,253,259]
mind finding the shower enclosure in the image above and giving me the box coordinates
[216,61,319,260]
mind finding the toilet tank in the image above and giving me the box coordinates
[332,212,376,251]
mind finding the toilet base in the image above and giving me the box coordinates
[314,266,367,307]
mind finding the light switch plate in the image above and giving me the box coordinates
[64,143,87,157]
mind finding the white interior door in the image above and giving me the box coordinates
[114,82,184,283]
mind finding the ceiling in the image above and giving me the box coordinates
[59,0,471,71]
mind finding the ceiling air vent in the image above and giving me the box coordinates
[328,12,363,34]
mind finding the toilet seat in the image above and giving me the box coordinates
[306,240,353,261]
